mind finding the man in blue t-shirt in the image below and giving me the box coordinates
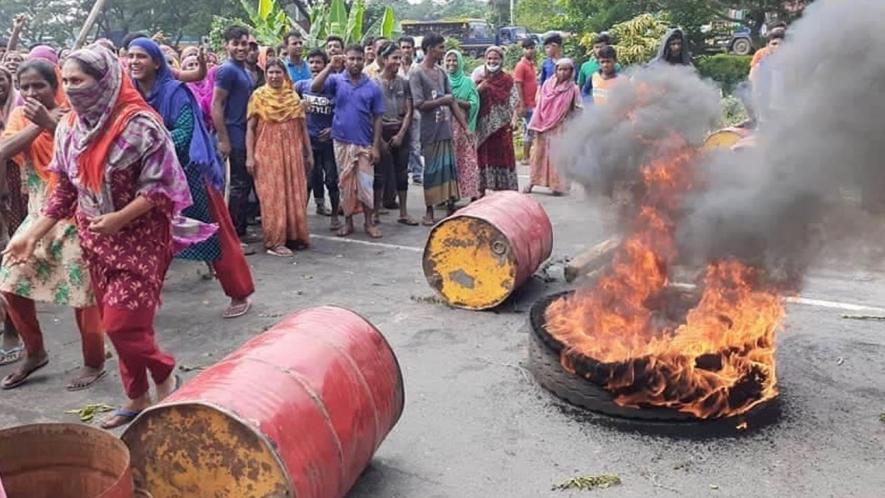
[310,44,385,239]
[212,25,255,241]
[284,30,311,83]
[295,49,341,229]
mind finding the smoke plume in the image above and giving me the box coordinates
[555,0,885,288]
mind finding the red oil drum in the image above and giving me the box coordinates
[423,191,554,310]
[0,423,134,498]
[122,306,404,498]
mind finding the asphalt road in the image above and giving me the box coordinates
[1,172,883,498]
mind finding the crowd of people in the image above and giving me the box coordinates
[0,12,789,429]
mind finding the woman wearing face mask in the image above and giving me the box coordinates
[129,38,254,319]
[444,49,480,201]
[525,58,580,196]
[3,45,214,429]
[0,59,106,391]
[245,59,313,257]
[475,46,520,194]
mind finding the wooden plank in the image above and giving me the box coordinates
[565,238,620,283]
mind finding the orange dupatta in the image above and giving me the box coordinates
[2,106,59,192]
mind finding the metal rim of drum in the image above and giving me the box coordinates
[528,291,779,430]
[423,214,516,310]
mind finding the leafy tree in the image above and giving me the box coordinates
[0,0,89,46]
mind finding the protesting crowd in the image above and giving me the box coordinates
[0,11,790,431]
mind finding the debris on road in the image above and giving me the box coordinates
[552,474,622,491]
[879,412,885,423]
[178,364,207,372]
[64,403,114,423]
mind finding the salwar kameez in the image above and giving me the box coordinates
[253,119,310,247]
[452,122,480,199]
[477,74,520,192]
[529,128,570,193]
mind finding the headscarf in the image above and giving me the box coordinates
[445,49,479,132]
[484,45,504,59]
[28,45,59,65]
[63,45,160,193]
[129,38,223,190]
[652,28,693,66]
[247,67,304,123]
[476,56,516,146]
[180,46,199,60]
[0,66,15,131]
[184,57,217,132]
[27,45,67,106]
[529,58,580,134]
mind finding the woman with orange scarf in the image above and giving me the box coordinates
[0,58,105,391]
[3,45,213,428]
[246,59,313,257]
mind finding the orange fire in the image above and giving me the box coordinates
[545,142,785,419]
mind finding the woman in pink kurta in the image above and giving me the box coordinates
[3,45,213,429]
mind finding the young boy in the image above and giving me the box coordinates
[513,39,538,164]
[295,49,341,228]
[586,46,623,106]
[539,33,563,85]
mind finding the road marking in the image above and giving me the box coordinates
[310,238,885,313]
[311,234,424,253]
[670,282,885,313]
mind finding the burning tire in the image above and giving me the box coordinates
[528,292,698,422]
[528,291,781,433]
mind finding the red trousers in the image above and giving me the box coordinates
[102,305,175,399]
[206,184,254,300]
[2,292,104,368]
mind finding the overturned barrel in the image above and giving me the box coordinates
[703,127,752,151]
[423,191,553,310]
[0,423,134,498]
[122,306,404,498]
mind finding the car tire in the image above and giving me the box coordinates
[732,38,752,55]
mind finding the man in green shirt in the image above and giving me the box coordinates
[578,33,620,94]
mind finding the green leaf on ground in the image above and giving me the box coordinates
[65,403,114,423]
[552,474,622,491]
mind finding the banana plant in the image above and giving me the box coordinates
[240,0,293,46]
[304,0,396,49]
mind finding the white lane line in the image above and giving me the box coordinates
[311,234,424,253]
[671,282,885,313]
[309,238,885,313]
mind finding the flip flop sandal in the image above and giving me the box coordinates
[222,300,252,319]
[100,408,142,430]
[0,344,24,366]
[365,226,383,239]
[397,218,419,226]
[1,357,49,390]
[422,218,436,227]
[66,369,108,392]
[266,247,294,257]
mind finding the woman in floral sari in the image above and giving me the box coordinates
[4,45,213,429]
[525,58,581,195]
[246,59,313,257]
[475,46,520,193]
[0,59,105,391]
[444,49,481,201]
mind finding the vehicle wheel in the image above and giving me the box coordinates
[732,38,752,56]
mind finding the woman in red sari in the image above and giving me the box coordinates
[3,45,213,428]
[475,46,520,194]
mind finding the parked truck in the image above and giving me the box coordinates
[401,19,532,58]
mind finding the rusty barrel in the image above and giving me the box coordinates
[0,423,134,498]
[122,306,404,498]
[423,191,553,310]
[703,127,752,151]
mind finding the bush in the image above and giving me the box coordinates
[697,54,751,93]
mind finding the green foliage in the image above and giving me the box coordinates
[697,54,751,93]
[582,12,670,66]
[719,94,749,127]
[209,15,248,52]
[515,0,566,33]
[239,0,292,46]
[305,0,395,49]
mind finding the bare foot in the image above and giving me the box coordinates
[365,225,382,239]
[337,220,355,237]
[156,372,180,401]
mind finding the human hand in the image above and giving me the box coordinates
[440,95,454,106]
[390,133,404,148]
[88,212,126,235]
[371,146,380,164]
[318,128,332,142]
[304,151,314,172]
[246,158,256,175]
[217,140,231,158]
[12,14,28,29]
[23,98,62,130]
[331,54,346,70]
[1,234,37,266]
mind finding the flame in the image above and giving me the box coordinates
[545,141,785,419]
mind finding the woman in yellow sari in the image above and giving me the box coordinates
[246,59,313,257]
